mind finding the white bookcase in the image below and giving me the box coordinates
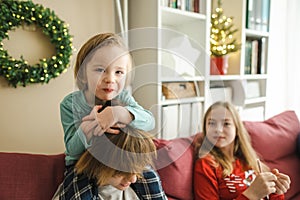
[127,0,270,139]
[128,0,210,138]
[211,0,270,120]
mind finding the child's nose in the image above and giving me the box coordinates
[126,174,137,184]
[216,124,224,132]
[103,72,115,83]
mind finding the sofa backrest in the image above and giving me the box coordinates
[154,110,300,200]
[0,152,65,200]
[244,110,300,200]
[0,111,299,200]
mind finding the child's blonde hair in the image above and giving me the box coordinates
[74,33,132,90]
[196,101,265,177]
[75,126,156,186]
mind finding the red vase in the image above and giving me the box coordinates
[210,55,229,75]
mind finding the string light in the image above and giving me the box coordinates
[0,0,73,87]
[210,0,240,57]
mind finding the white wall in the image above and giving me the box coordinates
[266,0,300,119]
[0,0,115,154]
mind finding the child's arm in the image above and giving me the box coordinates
[60,93,93,164]
[116,89,155,131]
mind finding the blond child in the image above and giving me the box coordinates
[57,33,166,199]
[194,101,291,200]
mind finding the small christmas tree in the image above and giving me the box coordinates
[210,0,240,57]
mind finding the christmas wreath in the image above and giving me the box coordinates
[0,0,73,87]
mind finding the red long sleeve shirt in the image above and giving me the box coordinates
[194,155,284,200]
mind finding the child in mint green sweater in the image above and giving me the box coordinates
[56,33,166,199]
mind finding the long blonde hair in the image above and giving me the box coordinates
[75,126,156,186]
[195,101,265,177]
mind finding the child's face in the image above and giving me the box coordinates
[106,174,137,191]
[205,106,236,153]
[85,45,130,102]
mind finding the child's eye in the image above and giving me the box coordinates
[95,68,105,73]
[116,70,125,75]
[208,121,216,126]
[224,122,231,126]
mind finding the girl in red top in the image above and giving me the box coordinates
[193,101,291,200]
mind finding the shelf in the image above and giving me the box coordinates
[243,74,268,80]
[161,96,205,106]
[161,7,206,27]
[245,97,267,105]
[245,29,270,38]
[209,75,242,81]
[161,76,205,82]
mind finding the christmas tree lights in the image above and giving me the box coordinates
[210,0,240,57]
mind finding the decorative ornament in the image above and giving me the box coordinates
[210,0,240,57]
[0,0,73,87]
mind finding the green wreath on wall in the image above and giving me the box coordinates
[0,0,73,87]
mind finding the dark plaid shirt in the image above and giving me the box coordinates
[57,165,167,200]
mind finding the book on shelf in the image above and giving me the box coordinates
[162,105,179,139]
[251,39,258,74]
[244,37,267,75]
[261,0,270,32]
[246,0,256,29]
[163,0,205,14]
[162,102,199,139]
[244,40,252,74]
[190,102,202,134]
[254,0,262,31]
[178,103,192,137]
[246,0,270,32]
[258,37,267,74]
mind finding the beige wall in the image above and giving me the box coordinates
[0,0,115,154]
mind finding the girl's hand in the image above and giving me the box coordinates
[81,105,104,139]
[243,172,277,200]
[272,169,291,194]
[80,106,100,142]
[82,105,127,136]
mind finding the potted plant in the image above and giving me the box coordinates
[210,0,240,75]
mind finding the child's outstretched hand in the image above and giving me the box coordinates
[272,168,291,194]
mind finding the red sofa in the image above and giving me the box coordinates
[0,111,299,200]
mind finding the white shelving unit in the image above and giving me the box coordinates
[127,0,270,139]
[212,0,270,120]
[128,0,210,139]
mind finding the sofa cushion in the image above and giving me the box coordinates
[243,110,300,200]
[0,152,65,200]
[153,135,199,200]
[243,110,300,160]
